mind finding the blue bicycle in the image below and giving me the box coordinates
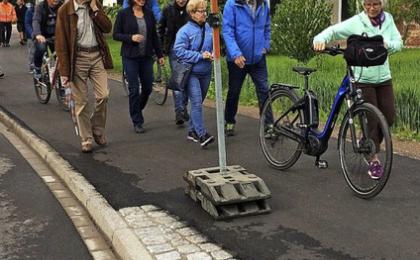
[259,47,392,199]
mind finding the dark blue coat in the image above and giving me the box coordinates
[113,7,163,59]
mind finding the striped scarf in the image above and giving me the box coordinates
[370,11,385,29]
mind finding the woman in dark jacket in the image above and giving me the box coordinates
[113,0,164,133]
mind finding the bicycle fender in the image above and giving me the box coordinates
[270,83,298,92]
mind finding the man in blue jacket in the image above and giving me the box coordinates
[222,0,271,136]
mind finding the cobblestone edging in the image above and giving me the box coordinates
[119,206,237,260]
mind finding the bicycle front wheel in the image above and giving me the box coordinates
[338,103,392,199]
[34,64,52,104]
[151,62,168,105]
[259,88,303,170]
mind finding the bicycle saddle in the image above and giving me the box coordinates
[292,67,317,76]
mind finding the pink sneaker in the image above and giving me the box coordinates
[368,161,383,179]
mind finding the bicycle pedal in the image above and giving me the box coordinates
[315,160,328,169]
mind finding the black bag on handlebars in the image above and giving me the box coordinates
[344,34,388,67]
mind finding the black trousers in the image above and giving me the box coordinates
[0,22,12,44]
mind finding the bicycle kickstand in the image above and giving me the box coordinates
[315,156,328,169]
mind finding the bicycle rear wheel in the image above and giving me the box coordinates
[259,88,303,170]
[34,63,52,104]
[151,62,168,105]
[54,71,69,111]
[338,103,392,199]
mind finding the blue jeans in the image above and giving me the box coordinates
[224,56,273,124]
[123,56,154,127]
[187,71,211,137]
[169,51,188,113]
[34,40,55,68]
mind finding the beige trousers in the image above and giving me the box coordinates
[71,50,109,143]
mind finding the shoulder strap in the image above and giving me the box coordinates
[198,25,206,51]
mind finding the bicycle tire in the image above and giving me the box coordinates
[54,71,69,111]
[122,69,129,96]
[259,87,303,170]
[34,63,52,104]
[151,62,168,105]
[338,102,392,199]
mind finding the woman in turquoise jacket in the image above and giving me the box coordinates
[173,0,214,148]
[313,0,403,179]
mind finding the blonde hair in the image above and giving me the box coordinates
[186,0,207,15]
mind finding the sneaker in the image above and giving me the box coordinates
[81,140,93,153]
[134,125,145,134]
[187,130,199,142]
[225,123,235,136]
[175,111,184,125]
[0,71,4,78]
[4,43,10,47]
[368,161,383,179]
[264,124,275,139]
[199,132,215,148]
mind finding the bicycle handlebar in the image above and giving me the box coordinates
[317,46,345,56]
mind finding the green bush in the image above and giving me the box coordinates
[271,0,332,63]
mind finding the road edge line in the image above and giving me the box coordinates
[0,108,153,260]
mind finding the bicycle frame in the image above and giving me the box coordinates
[275,67,361,156]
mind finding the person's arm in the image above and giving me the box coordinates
[151,17,163,59]
[313,15,358,46]
[385,14,403,54]
[157,7,168,48]
[55,7,70,78]
[112,10,133,43]
[263,1,270,52]
[90,0,112,33]
[32,4,42,37]
[24,7,33,38]
[173,28,202,64]
[222,1,242,59]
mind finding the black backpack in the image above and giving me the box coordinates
[344,33,388,67]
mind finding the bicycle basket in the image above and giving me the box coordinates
[344,34,388,67]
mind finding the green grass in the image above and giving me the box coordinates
[107,36,420,140]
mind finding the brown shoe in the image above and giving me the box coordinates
[93,134,107,146]
[81,141,93,153]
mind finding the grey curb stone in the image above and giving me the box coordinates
[0,109,153,260]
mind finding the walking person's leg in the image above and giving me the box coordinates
[169,51,189,125]
[224,61,247,136]
[5,22,11,46]
[0,22,5,46]
[71,51,91,152]
[123,57,143,132]
[249,56,273,126]
[138,56,154,129]
[89,51,109,146]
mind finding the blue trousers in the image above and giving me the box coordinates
[187,71,211,137]
[34,40,54,68]
[123,56,154,127]
[224,56,273,124]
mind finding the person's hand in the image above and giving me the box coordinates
[234,55,246,68]
[202,51,213,61]
[90,0,98,12]
[131,34,144,43]
[61,76,70,87]
[313,42,326,52]
[36,35,46,43]
[262,48,267,54]
[384,42,388,49]
[158,57,165,66]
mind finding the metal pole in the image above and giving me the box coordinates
[210,0,227,174]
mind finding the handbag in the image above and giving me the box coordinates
[344,33,388,67]
[168,26,206,91]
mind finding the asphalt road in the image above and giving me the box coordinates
[0,131,92,260]
[1,38,420,260]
